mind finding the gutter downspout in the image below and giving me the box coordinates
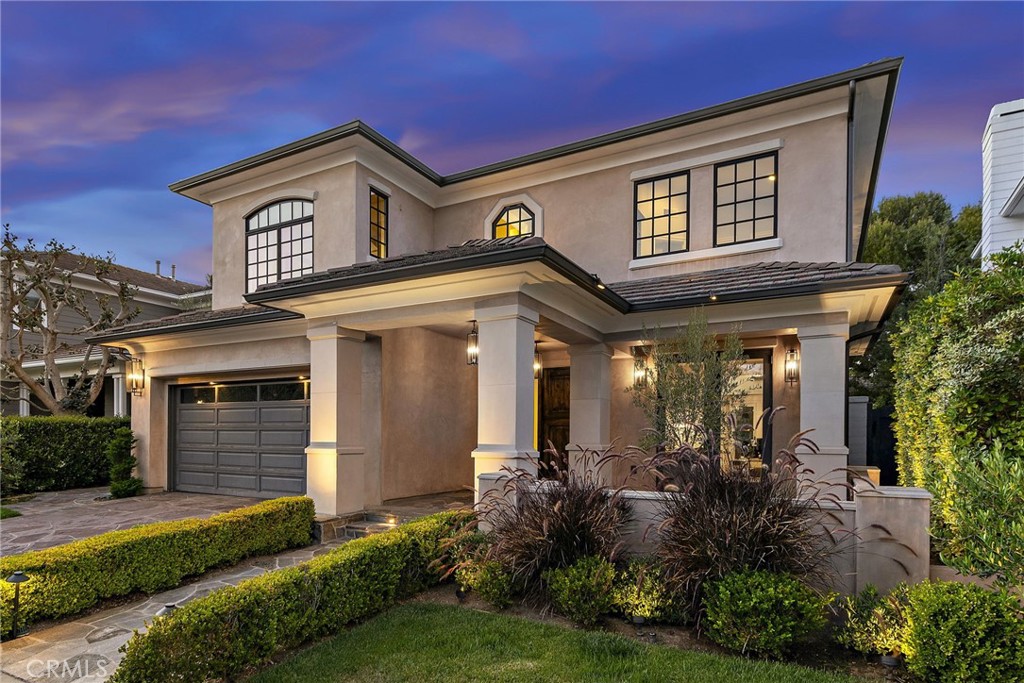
[846,80,857,262]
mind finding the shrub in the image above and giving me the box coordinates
[903,581,1024,683]
[651,441,843,617]
[458,560,514,610]
[0,496,315,633]
[544,555,616,627]
[892,245,1024,560]
[111,510,473,683]
[704,570,832,659]
[834,583,910,657]
[0,415,130,494]
[941,441,1024,591]
[107,427,142,499]
[612,557,689,624]
[478,450,632,595]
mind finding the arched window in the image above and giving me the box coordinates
[492,204,535,239]
[245,199,313,292]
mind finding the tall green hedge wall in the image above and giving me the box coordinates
[1,416,132,494]
[891,245,1024,558]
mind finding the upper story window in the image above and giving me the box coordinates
[714,152,777,247]
[369,188,388,259]
[634,171,689,258]
[492,204,534,239]
[245,199,313,292]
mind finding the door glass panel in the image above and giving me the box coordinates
[181,387,215,404]
[218,385,258,403]
[260,382,306,401]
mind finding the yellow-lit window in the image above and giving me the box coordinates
[634,172,689,258]
[714,152,777,247]
[370,188,388,259]
[492,204,534,239]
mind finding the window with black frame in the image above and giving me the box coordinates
[714,152,777,247]
[245,199,313,292]
[369,188,388,259]
[634,171,689,258]
[492,204,534,238]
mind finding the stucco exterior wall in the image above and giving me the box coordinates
[379,327,476,501]
[433,115,848,283]
[356,164,435,261]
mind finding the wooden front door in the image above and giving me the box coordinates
[539,367,570,476]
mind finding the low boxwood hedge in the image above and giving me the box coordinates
[0,415,131,494]
[0,496,314,634]
[111,510,473,683]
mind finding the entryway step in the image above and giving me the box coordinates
[313,512,398,543]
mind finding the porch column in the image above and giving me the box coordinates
[567,343,613,480]
[18,383,30,417]
[112,374,127,417]
[796,322,849,486]
[472,303,539,500]
[306,321,366,516]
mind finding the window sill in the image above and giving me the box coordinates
[628,237,783,271]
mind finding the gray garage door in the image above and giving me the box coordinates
[173,380,309,498]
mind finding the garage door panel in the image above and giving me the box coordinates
[218,451,257,469]
[260,452,305,471]
[259,475,305,494]
[175,383,308,498]
[219,407,259,423]
[260,429,306,447]
[178,469,217,489]
[218,472,259,491]
[178,449,216,467]
[178,409,217,424]
[218,430,258,446]
[179,429,216,446]
[260,406,306,423]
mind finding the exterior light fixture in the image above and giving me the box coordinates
[5,571,30,639]
[785,348,800,384]
[709,293,718,302]
[590,273,606,290]
[466,321,479,366]
[156,603,178,618]
[631,345,651,388]
[533,342,543,379]
[127,356,145,396]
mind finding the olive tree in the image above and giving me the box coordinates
[1,228,139,415]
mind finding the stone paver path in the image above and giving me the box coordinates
[1,488,262,555]
[0,539,346,683]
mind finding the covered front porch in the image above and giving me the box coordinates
[246,238,903,517]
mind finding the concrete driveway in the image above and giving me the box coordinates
[1,488,262,556]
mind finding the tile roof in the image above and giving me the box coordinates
[50,253,208,295]
[90,305,299,342]
[608,261,905,310]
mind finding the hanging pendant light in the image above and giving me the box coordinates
[466,321,479,366]
[533,342,543,379]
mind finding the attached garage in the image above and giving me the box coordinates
[172,380,309,498]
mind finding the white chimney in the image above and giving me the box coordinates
[171,264,177,280]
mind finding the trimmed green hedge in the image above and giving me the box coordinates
[111,510,473,683]
[0,415,131,494]
[0,496,314,633]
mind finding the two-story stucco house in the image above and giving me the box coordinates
[91,59,907,517]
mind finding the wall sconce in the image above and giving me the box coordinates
[466,321,479,366]
[128,356,145,396]
[533,342,543,379]
[631,345,651,387]
[785,348,800,384]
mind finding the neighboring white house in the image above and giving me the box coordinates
[976,99,1024,266]
[90,59,907,518]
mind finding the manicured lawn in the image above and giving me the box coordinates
[253,603,858,683]
[0,507,21,519]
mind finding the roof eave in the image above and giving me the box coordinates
[626,271,910,313]
[87,309,302,345]
[244,245,631,313]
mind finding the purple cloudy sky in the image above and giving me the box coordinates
[2,2,1022,284]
